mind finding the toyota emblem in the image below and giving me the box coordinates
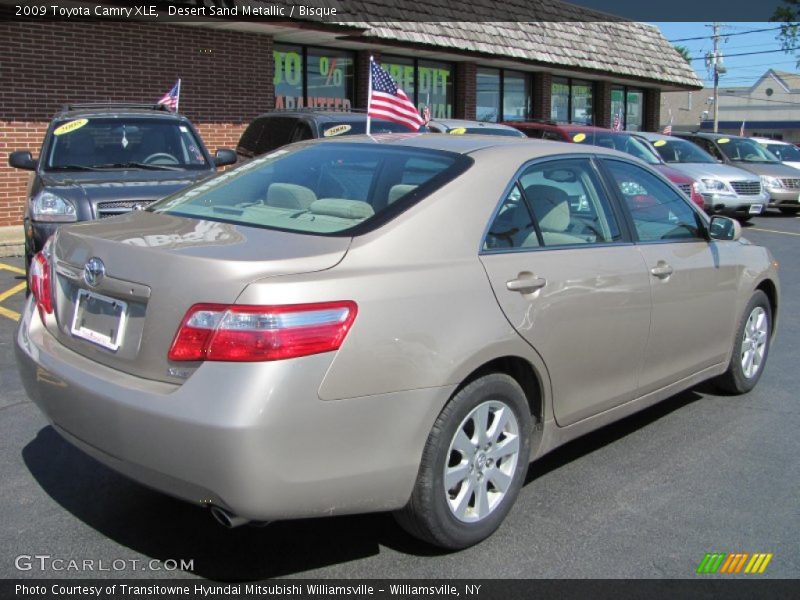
[83,257,105,287]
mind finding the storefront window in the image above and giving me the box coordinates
[551,78,570,122]
[551,78,593,124]
[503,71,529,121]
[382,57,454,119]
[273,44,355,111]
[626,90,644,132]
[477,68,501,122]
[611,86,645,131]
[571,80,593,125]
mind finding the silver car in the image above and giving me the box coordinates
[637,132,768,219]
[426,119,527,137]
[16,135,779,549]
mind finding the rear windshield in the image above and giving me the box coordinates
[320,120,425,137]
[150,143,471,235]
[573,133,661,165]
[44,117,209,171]
[651,138,715,164]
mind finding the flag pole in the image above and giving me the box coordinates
[366,57,372,136]
[175,79,182,114]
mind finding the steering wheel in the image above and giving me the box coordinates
[143,152,180,165]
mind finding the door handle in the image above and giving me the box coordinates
[650,263,674,279]
[506,273,547,293]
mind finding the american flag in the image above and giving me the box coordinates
[158,80,180,112]
[740,120,746,136]
[663,123,673,135]
[368,59,424,131]
[612,110,622,132]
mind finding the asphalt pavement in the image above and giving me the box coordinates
[0,213,797,580]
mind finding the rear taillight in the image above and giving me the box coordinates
[168,301,358,362]
[29,249,53,320]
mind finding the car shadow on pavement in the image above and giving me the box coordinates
[21,426,444,581]
[524,386,705,485]
[23,386,707,581]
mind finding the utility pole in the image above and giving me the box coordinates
[707,23,724,133]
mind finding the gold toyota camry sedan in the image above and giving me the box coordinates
[16,135,779,549]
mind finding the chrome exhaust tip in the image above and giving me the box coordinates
[209,505,250,529]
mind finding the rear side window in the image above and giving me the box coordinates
[151,143,472,235]
[237,118,267,157]
[604,159,704,242]
[483,158,622,251]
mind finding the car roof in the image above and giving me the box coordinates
[751,137,789,145]
[675,131,741,140]
[429,119,521,131]
[635,132,680,141]
[300,132,634,161]
[54,107,186,121]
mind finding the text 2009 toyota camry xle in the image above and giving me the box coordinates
[16,135,779,549]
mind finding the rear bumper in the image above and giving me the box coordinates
[15,296,449,521]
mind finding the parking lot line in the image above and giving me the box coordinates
[0,306,21,322]
[749,227,800,237]
[0,262,25,275]
[0,281,26,303]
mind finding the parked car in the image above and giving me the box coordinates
[8,103,236,272]
[636,132,768,219]
[508,122,706,210]
[674,132,800,215]
[427,119,526,137]
[751,137,800,170]
[17,135,779,550]
[236,110,425,159]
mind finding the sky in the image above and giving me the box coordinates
[651,22,799,90]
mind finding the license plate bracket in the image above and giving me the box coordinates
[70,289,127,351]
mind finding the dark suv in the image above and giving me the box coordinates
[9,103,237,269]
[236,110,422,159]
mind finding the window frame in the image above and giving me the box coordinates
[551,77,596,125]
[479,154,635,255]
[611,86,646,132]
[597,157,711,245]
[273,44,356,111]
[381,55,456,119]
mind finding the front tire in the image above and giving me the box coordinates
[394,373,532,549]
[714,290,772,394]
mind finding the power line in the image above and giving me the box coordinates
[668,25,784,43]
[691,48,793,61]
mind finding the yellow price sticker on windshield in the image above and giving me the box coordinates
[572,133,586,143]
[654,139,667,147]
[53,119,88,136]
[323,124,352,137]
[449,127,467,135]
[718,138,730,144]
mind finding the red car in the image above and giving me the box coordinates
[504,122,706,209]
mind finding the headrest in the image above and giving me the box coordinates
[388,184,417,204]
[525,185,570,232]
[266,183,317,210]
[309,199,375,220]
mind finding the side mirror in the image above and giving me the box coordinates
[708,215,741,241]
[9,150,37,170]
[214,149,237,167]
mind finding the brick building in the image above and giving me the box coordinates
[0,0,701,227]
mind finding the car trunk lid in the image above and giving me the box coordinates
[49,210,350,383]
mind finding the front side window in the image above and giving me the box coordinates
[483,158,622,250]
[604,159,704,242]
[46,118,208,170]
[151,144,471,236]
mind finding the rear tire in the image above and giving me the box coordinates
[714,290,772,394]
[394,373,531,550]
[779,207,800,216]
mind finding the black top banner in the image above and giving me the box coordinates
[0,0,792,22]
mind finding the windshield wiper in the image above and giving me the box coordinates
[47,165,102,171]
[94,162,183,171]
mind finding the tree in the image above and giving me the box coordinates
[674,45,692,64]
[772,0,800,64]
